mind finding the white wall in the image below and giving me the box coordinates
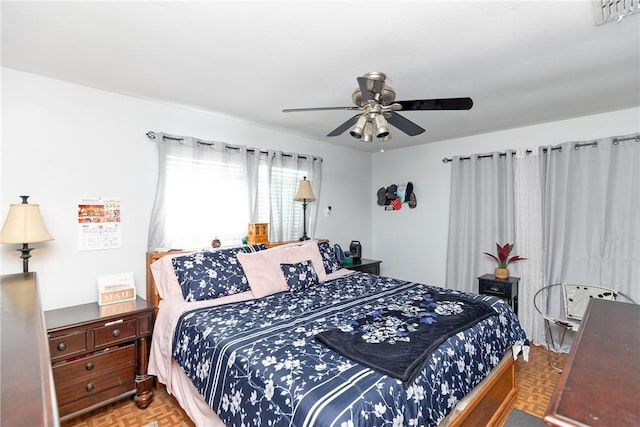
[4,67,637,309]
[1,68,373,310]
[371,107,640,284]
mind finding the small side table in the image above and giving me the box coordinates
[477,274,520,315]
[45,297,154,421]
[344,258,382,275]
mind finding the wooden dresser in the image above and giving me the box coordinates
[544,298,640,426]
[1,272,59,426]
[44,297,154,421]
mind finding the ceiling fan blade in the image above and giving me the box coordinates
[396,97,473,111]
[357,77,373,102]
[327,115,359,137]
[387,111,426,136]
[283,106,360,113]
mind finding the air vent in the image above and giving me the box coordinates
[593,0,640,25]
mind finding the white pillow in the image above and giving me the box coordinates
[237,249,289,298]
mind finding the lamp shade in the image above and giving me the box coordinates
[294,177,316,202]
[0,203,54,244]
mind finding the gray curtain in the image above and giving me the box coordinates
[267,152,322,242]
[540,134,640,350]
[246,149,261,223]
[514,147,545,345]
[446,151,516,293]
[148,133,252,250]
[446,134,639,350]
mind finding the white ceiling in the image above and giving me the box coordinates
[2,1,639,152]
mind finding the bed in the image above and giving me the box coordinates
[146,241,528,427]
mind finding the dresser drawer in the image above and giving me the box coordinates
[93,319,137,348]
[54,362,135,405]
[49,331,88,361]
[52,344,135,384]
[479,281,510,297]
[58,380,136,418]
[350,264,378,274]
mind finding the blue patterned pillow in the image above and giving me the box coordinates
[317,241,341,274]
[280,259,319,292]
[172,244,266,301]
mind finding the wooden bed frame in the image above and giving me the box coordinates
[145,250,516,427]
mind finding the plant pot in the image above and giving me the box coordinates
[495,268,509,279]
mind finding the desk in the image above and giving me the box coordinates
[544,299,640,427]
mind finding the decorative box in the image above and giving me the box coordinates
[248,223,269,244]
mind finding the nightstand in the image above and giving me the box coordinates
[477,274,519,315]
[344,258,382,275]
[44,297,154,421]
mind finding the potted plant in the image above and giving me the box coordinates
[484,243,527,279]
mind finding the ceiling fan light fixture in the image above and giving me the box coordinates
[282,72,472,146]
[362,121,373,142]
[349,115,368,139]
[374,114,390,138]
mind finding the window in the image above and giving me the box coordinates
[148,134,321,250]
[162,153,249,248]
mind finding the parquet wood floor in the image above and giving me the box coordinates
[513,344,566,418]
[61,344,565,426]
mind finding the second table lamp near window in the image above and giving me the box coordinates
[294,177,316,241]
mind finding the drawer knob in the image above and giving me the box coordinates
[112,329,121,338]
[85,383,95,392]
[85,362,94,371]
[56,342,67,352]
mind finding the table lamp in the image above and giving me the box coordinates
[0,195,54,272]
[294,177,316,241]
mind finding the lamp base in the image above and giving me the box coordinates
[18,243,33,273]
[299,200,311,242]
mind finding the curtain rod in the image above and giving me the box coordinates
[441,135,640,163]
[146,131,322,162]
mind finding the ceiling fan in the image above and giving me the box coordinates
[282,72,473,143]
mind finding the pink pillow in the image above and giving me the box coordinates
[150,252,192,300]
[282,241,328,282]
[237,249,289,298]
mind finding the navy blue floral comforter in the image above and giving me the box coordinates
[173,273,527,427]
